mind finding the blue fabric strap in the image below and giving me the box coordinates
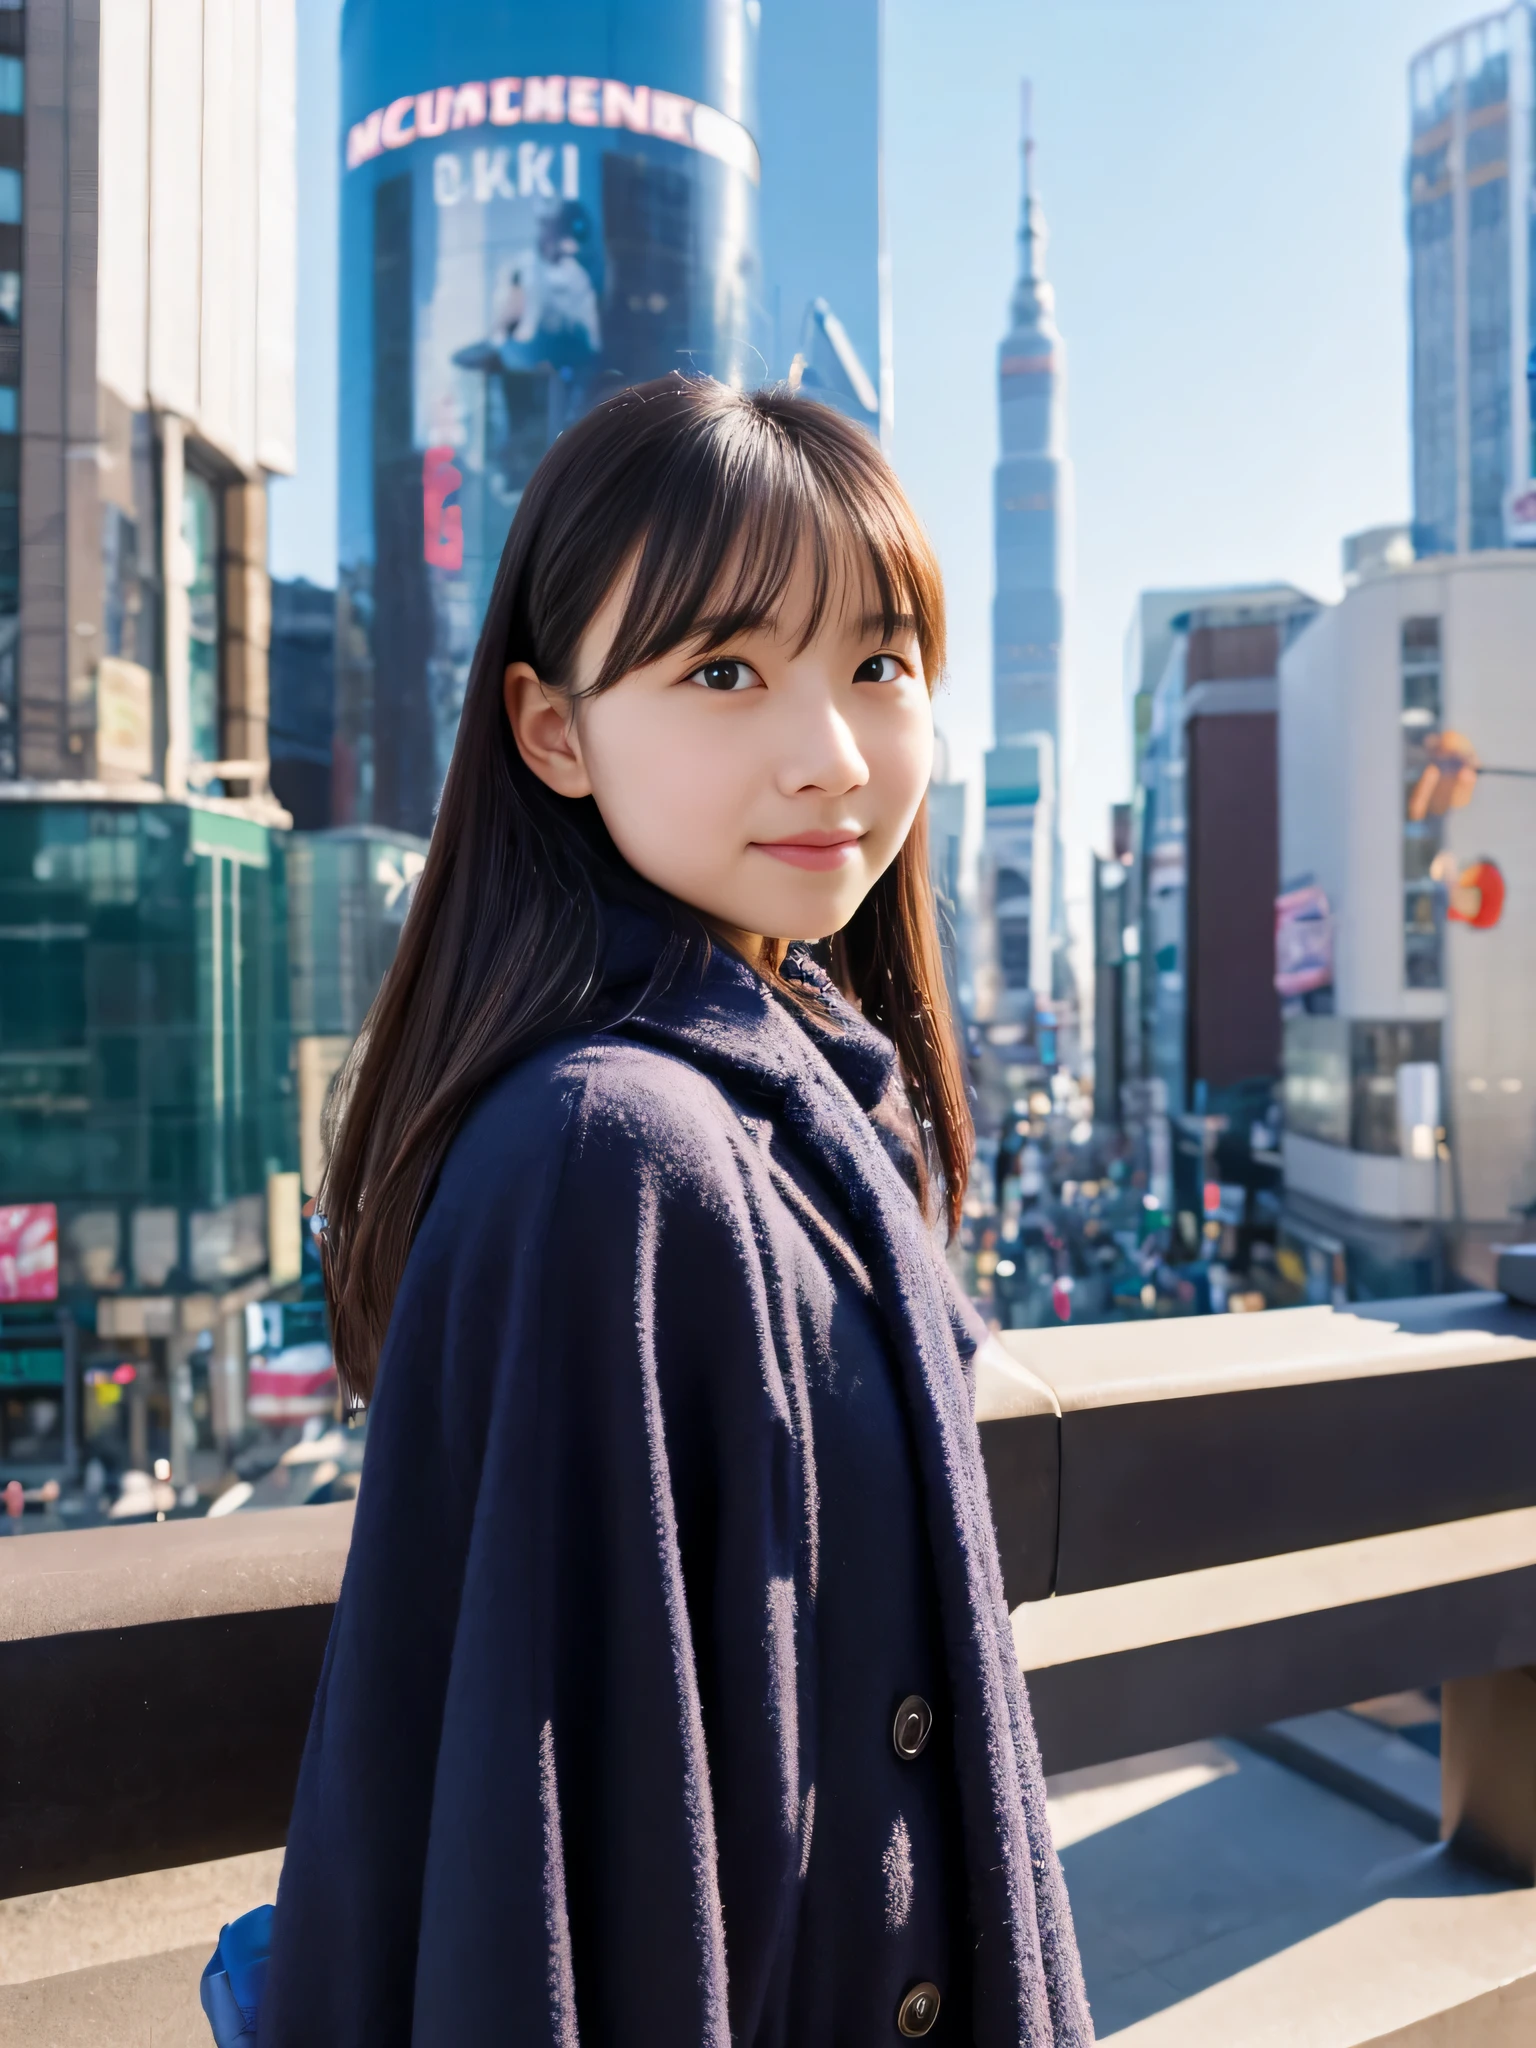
[200,1903,274,2045]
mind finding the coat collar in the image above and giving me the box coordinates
[593,897,897,1116]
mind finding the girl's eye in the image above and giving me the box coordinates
[854,652,906,683]
[687,659,761,692]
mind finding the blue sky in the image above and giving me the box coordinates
[272,0,1486,891]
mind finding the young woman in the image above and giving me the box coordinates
[256,378,1090,2046]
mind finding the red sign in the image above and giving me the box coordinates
[248,1342,337,1423]
[0,1204,59,1302]
[1448,858,1506,930]
[423,446,464,571]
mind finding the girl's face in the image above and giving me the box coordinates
[506,551,934,952]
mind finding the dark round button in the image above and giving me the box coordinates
[897,1981,941,2037]
[892,1693,934,1760]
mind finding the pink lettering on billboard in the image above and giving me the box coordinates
[0,1204,59,1303]
[344,74,761,185]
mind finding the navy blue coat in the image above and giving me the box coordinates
[260,911,1091,2046]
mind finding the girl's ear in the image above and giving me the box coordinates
[504,662,593,798]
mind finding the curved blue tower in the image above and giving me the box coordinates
[334,0,761,836]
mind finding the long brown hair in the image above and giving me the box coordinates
[322,377,971,1403]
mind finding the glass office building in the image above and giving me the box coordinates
[334,0,762,837]
[1408,8,1536,554]
[0,803,294,1295]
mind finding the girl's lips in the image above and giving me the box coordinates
[753,834,863,872]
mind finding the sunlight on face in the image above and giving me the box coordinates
[509,549,934,952]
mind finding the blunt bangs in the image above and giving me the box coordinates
[560,384,946,696]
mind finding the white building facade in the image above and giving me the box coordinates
[1279,549,1536,1295]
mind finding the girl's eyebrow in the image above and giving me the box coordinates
[860,611,919,639]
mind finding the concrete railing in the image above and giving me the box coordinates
[5,1292,1536,1906]
[0,1504,349,1899]
[978,1289,1536,1876]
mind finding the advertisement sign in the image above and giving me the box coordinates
[1275,883,1333,997]
[245,1300,337,1423]
[0,1204,59,1302]
[247,1345,338,1423]
[1445,856,1505,929]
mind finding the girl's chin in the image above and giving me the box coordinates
[669,865,874,947]
[746,893,869,947]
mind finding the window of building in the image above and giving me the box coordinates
[182,470,222,766]
[100,411,162,680]
[0,271,20,325]
[0,386,16,434]
[1464,17,1508,112]
[0,168,21,225]
[1350,1021,1443,1155]
[1284,1016,1443,1154]
[1410,192,1457,553]
[1283,1015,1349,1147]
[0,57,22,116]
[1400,616,1444,990]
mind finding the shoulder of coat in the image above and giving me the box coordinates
[558,1035,750,1160]
[460,1032,750,1186]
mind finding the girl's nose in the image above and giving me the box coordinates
[777,700,870,797]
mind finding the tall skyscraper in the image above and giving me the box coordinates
[1,0,301,1485]
[1408,7,1536,555]
[982,85,1072,1021]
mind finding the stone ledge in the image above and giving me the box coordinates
[999,1294,1536,1411]
[1102,1889,1536,2045]
[0,1501,353,1642]
[1014,1508,1536,1669]
[0,1849,282,1989]
[0,1942,212,2048]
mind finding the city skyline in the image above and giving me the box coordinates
[274,2,1501,876]
[888,0,1509,939]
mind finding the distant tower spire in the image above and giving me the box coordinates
[1011,78,1057,335]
